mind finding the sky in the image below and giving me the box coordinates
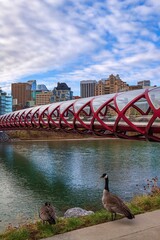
[0,0,160,96]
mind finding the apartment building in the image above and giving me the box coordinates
[95,74,129,95]
[36,91,53,105]
[52,82,73,102]
[137,80,151,88]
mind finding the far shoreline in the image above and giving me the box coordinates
[21,137,117,142]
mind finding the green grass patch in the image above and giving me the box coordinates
[0,228,30,240]
[131,193,160,211]
[1,193,160,240]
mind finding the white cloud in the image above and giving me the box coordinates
[0,1,96,80]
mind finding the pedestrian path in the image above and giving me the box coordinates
[43,209,160,240]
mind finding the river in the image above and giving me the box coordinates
[0,138,160,231]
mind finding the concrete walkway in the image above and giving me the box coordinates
[43,210,160,240]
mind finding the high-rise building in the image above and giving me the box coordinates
[0,88,12,115]
[27,80,37,90]
[52,82,73,102]
[80,80,97,98]
[37,84,49,91]
[11,82,32,110]
[27,80,37,102]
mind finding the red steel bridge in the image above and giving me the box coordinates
[0,87,160,142]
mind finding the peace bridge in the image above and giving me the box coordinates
[0,87,160,142]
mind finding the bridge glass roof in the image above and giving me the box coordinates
[74,97,94,113]
[116,89,145,111]
[92,94,115,111]
[148,88,160,110]
[0,87,160,142]
[59,100,75,114]
[48,102,61,114]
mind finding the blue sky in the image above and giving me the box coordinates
[0,0,160,96]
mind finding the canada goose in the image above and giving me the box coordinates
[100,173,135,221]
[39,202,56,224]
[151,177,159,194]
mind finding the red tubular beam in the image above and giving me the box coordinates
[0,87,160,142]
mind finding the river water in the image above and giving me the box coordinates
[0,138,160,231]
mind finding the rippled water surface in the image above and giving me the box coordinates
[0,139,160,230]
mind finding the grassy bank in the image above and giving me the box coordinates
[1,192,160,240]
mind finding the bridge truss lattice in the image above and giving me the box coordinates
[0,87,160,142]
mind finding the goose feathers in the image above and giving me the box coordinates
[39,202,56,224]
[101,173,135,220]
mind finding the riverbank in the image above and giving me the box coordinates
[1,192,160,240]
[5,130,117,142]
[6,130,95,141]
[42,209,160,240]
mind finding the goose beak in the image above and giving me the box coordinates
[100,173,107,178]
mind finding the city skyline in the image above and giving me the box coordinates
[1,0,160,96]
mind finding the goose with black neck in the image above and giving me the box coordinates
[100,173,135,221]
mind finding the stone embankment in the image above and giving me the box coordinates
[0,131,10,142]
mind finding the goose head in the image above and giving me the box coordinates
[100,173,108,179]
[45,202,51,206]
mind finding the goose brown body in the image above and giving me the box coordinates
[101,173,135,220]
[39,202,56,224]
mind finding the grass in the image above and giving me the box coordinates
[1,192,160,240]
[0,210,111,240]
[0,228,30,240]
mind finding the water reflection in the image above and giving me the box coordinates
[0,139,160,231]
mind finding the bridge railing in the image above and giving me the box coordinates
[0,87,160,141]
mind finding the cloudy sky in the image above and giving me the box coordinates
[0,0,160,95]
